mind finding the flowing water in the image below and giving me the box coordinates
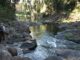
[9,23,79,60]
[17,24,77,60]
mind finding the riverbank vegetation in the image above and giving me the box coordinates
[1,0,80,22]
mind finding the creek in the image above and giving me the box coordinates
[14,23,78,60]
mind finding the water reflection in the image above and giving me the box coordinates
[30,24,59,39]
[30,24,46,39]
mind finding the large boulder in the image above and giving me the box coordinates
[55,49,80,60]
[55,29,80,43]
[6,21,31,44]
[20,39,37,54]
[59,22,80,30]
[7,47,17,56]
[0,49,12,60]
[57,21,80,44]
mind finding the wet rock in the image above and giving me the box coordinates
[65,57,80,60]
[7,31,32,44]
[11,21,31,34]
[7,40,14,44]
[12,56,31,60]
[0,49,12,60]
[22,32,32,41]
[6,21,31,43]
[58,22,80,44]
[55,29,80,43]
[0,44,6,49]
[59,23,68,30]
[20,39,37,53]
[7,47,17,56]
[55,49,80,60]
[45,56,64,60]
[59,22,80,30]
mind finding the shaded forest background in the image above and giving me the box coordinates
[0,0,80,23]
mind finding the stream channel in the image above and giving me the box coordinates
[10,23,79,60]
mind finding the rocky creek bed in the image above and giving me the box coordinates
[0,21,80,60]
[0,21,37,60]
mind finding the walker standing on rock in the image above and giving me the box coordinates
[0,23,8,43]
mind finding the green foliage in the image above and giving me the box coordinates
[0,0,6,6]
[53,0,64,12]
[0,0,79,22]
[0,1,16,22]
[52,0,77,13]
[21,0,78,20]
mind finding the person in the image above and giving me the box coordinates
[0,23,6,43]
